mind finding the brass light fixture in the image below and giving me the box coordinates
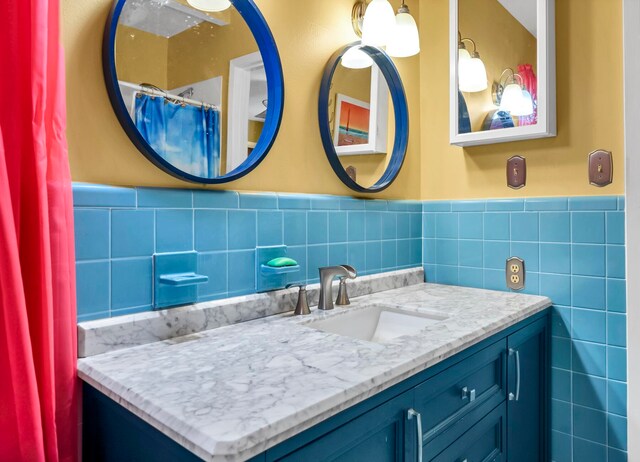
[350,0,419,55]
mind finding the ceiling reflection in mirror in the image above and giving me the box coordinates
[114,0,269,179]
[327,59,395,190]
[457,0,538,134]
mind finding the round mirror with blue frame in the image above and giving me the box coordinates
[318,43,409,193]
[103,0,284,184]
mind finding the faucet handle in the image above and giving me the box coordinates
[336,277,351,306]
[286,283,310,316]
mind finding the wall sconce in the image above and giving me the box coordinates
[492,68,534,116]
[351,1,420,57]
[186,0,231,12]
[458,33,488,92]
[341,44,374,69]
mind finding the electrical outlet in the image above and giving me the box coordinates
[506,257,525,290]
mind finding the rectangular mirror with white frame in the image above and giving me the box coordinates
[450,0,556,147]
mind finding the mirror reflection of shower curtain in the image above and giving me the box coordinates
[134,94,221,178]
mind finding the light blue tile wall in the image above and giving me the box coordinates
[422,196,627,462]
[73,184,422,322]
[73,184,628,460]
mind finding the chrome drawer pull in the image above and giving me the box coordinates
[461,386,476,402]
[509,348,521,401]
[407,408,423,462]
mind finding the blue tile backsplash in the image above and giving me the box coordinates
[73,184,627,461]
[422,196,627,462]
[72,184,422,322]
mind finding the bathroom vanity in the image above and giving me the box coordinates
[78,270,551,461]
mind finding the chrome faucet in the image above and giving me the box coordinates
[318,265,357,310]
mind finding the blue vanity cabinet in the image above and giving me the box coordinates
[506,317,549,462]
[268,312,549,462]
[81,310,549,462]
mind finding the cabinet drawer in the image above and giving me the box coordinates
[431,403,506,462]
[414,339,507,447]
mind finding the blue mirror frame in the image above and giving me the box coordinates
[102,0,284,184]
[318,43,409,193]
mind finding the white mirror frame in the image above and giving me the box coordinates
[449,0,556,147]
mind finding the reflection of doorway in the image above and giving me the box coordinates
[227,52,266,173]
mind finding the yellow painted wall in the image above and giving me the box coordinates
[62,0,623,201]
[420,0,624,200]
[459,0,537,131]
[115,25,169,88]
[62,0,422,199]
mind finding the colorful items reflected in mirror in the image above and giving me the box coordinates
[457,0,538,133]
[103,0,284,183]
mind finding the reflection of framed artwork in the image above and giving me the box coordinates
[333,66,389,156]
[334,95,370,147]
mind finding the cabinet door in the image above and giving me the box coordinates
[506,316,549,462]
[276,391,413,462]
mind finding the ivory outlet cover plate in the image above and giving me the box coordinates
[588,149,613,187]
[506,256,525,291]
[507,156,526,189]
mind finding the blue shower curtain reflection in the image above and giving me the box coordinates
[134,94,221,178]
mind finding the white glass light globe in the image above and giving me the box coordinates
[499,83,524,112]
[511,89,534,116]
[341,46,373,69]
[187,0,231,12]
[459,56,487,92]
[386,11,420,57]
[361,0,396,47]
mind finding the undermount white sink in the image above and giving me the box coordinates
[307,305,448,344]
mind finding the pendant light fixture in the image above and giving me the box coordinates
[458,33,488,92]
[341,44,374,69]
[186,0,231,13]
[360,0,396,47]
[386,2,420,58]
[493,68,534,116]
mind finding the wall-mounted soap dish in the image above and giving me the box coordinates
[154,251,208,309]
[256,246,300,292]
[260,264,300,276]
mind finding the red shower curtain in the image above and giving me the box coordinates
[0,0,78,461]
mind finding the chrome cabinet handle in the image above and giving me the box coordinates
[407,408,423,462]
[461,386,476,402]
[509,348,521,401]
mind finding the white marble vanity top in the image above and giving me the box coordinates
[78,280,551,461]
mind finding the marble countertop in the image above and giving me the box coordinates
[78,283,551,461]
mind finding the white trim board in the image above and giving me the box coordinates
[623,0,637,458]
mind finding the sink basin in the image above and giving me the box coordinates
[307,305,448,344]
